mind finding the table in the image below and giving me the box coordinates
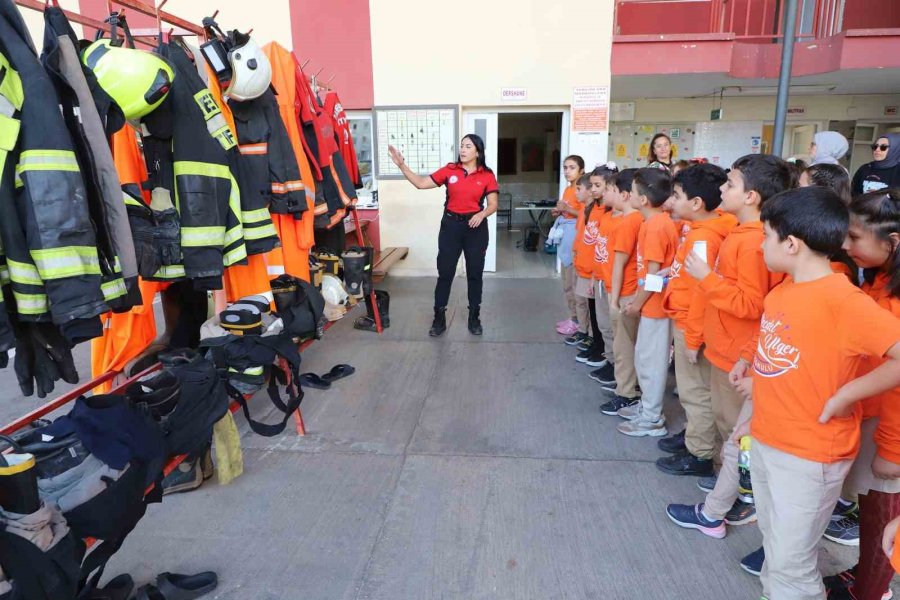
[514,205,555,238]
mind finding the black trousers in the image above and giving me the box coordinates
[434,215,489,309]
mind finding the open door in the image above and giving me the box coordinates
[464,112,498,272]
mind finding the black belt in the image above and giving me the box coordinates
[444,210,478,221]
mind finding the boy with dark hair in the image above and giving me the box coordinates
[601,169,644,416]
[749,186,900,599]
[666,154,790,535]
[617,168,678,437]
[657,164,736,475]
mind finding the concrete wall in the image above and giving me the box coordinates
[371,0,614,275]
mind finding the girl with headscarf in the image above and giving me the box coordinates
[810,131,849,166]
[853,133,900,195]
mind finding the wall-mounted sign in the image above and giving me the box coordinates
[886,106,899,116]
[787,107,806,115]
[611,101,635,122]
[573,86,609,132]
[501,88,527,102]
[751,136,761,154]
[710,108,723,121]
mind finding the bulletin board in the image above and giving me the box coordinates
[374,105,459,179]
[692,121,764,168]
[607,123,696,169]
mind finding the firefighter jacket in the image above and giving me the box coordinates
[41,7,140,312]
[0,0,109,326]
[229,90,306,251]
[0,47,20,355]
[141,41,247,289]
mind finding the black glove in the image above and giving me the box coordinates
[14,323,79,398]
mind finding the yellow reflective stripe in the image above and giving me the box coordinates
[241,208,270,224]
[0,54,24,111]
[101,278,127,300]
[13,291,47,315]
[206,113,228,135]
[182,226,225,248]
[224,225,242,248]
[153,264,186,279]
[173,161,230,180]
[0,265,10,285]
[228,366,264,376]
[223,245,247,267]
[123,192,144,207]
[17,150,80,173]
[6,259,42,285]
[14,172,22,188]
[243,222,277,241]
[30,247,100,279]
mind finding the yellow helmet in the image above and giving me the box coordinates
[82,40,175,120]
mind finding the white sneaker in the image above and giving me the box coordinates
[617,403,641,420]
[617,416,667,437]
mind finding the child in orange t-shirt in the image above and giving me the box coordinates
[657,163,734,475]
[556,156,586,337]
[744,187,900,600]
[569,174,597,349]
[600,169,644,416]
[617,168,678,437]
[827,189,900,599]
[585,164,620,373]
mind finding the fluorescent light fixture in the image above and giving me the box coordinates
[722,84,837,96]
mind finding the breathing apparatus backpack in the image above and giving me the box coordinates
[199,303,304,437]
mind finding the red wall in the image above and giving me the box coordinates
[842,0,900,29]
[616,1,712,35]
[290,0,374,110]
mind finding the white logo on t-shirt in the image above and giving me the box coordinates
[449,176,459,184]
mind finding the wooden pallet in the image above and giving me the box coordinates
[372,247,409,281]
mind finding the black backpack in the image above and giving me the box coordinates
[523,227,540,252]
[271,275,326,339]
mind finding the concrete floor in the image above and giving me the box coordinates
[0,270,879,599]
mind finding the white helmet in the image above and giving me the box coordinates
[321,274,349,307]
[225,36,271,101]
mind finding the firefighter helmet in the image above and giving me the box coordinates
[82,40,175,120]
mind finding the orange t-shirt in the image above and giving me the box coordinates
[595,209,618,288]
[663,213,736,341]
[636,212,678,319]
[856,273,900,463]
[699,221,785,372]
[751,274,900,463]
[562,185,582,214]
[573,204,605,279]
[613,211,643,298]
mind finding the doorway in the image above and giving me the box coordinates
[468,111,564,277]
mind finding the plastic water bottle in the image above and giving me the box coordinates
[738,436,754,504]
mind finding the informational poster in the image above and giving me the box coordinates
[573,86,609,132]
[374,106,458,178]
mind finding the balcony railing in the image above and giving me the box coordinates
[614,0,846,41]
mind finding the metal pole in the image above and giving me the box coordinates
[772,0,799,157]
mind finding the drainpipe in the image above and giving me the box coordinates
[772,0,799,157]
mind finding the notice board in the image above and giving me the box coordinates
[374,106,458,179]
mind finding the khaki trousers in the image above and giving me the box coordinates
[673,329,717,459]
[561,264,577,321]
[703,399,753,519]
[635,316,673,423]
[753,440,853,600]
[711,365,745,444]
[595,289,615,363]
[610,294,639,398]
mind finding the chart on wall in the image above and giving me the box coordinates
[607,123,695,168]
[374,106,458,178]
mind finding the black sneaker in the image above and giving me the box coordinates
[725,499,757,525]
[588,362,616,385]
[833,497,859,518]
[697,475,717,493]
[162,458,204,495]
[824,514,860,546]
[584,355,607,368]
[824,565,858,591]
[575,346,595,363]
[657,429,686,453]
[656,449,714,476]
[576,337,594,352]
[600,395,639,416]
[564,332,589,346]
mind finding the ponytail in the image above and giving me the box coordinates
[850,190,900,297]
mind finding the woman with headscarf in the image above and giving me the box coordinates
[853,133,900,195]
[809,131,849,166]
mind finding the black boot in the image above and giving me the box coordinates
[429,307,447,337]
[468,306,483,336]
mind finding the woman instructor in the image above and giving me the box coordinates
[388,134,499,337]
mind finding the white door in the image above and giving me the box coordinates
[789,124,817,159]
[464,112,499,272]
